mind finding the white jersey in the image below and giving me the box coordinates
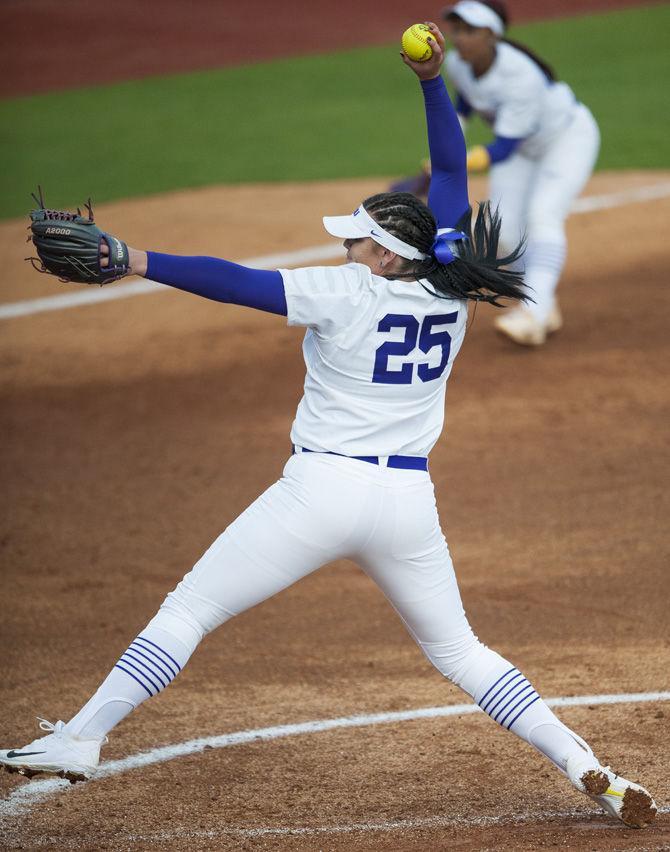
[280,263,467,458]
[445,42,578,158]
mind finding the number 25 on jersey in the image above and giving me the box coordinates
[372,312,459,385]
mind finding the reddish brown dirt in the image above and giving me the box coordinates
[1,0,663,97]
[0,172,669,850]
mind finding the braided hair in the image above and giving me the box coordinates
[363,192,527,307]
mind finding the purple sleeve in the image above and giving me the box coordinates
[421,77,470,229]
[486,135,523,164]
[145,252,287,316]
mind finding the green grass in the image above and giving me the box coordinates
[1,4,668,219]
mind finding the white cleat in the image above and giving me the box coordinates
[494,302,563,346]
[566,755,657,828]
[0,719,104,783]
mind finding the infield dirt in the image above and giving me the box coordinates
[0,171,669,850]
[1,0,661,96]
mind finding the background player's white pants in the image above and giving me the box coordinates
[490,104,600,323]
[67,452,594,772]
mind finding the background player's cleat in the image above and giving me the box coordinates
[494,302,562,346]
[0,718,104,783]
[566,755,657,828]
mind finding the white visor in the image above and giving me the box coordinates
[444,1,505,36]
[322,205,428,261]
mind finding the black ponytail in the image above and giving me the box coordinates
[502,38,556,81]
[476,0,557,81]
[363,192,527,307]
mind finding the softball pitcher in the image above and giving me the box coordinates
[1,25,654,829]
[442,0,600,345]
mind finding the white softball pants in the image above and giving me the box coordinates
[490,104,600,323]
[67,451,596,775]
[162,451,485,689]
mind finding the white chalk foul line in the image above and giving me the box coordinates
[8,804,670,849]
[1,689,668,830]
[75,803,670,844]
[2,181,670,321]
[571,180,670,213]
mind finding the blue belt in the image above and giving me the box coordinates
[292,445,428,471]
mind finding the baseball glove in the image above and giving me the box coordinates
[27,187,129,286]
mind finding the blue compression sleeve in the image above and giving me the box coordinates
[421,77,469,229]
[486,135,522,164]
[146,252,287,316]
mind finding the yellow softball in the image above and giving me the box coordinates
[401,24,434,62]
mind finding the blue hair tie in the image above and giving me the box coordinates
[431,229,468,265]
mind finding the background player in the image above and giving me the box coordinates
[394,1,600,345]
[0,25,654,829]
[443,0,600,345]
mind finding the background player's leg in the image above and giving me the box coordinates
[63,453,368,742]
[488,153,535,262]
[522,106,600,325]
[487,154,556,346]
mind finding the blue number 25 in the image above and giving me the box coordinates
[372,312,459,385]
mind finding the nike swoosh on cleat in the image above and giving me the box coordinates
[5,750,47,759]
